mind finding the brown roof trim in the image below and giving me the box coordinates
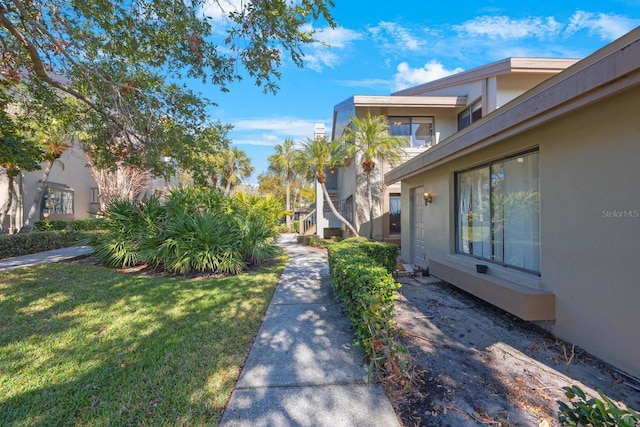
[392,57,579,97]
[333,94,468,111]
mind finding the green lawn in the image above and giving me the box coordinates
[0,255,287,426]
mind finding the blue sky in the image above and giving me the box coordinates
[201,0,640,184]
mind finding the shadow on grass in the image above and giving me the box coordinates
[0,258,285,426]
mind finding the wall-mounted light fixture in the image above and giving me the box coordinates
[423,192,432,205]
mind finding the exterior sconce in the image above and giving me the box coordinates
[423,192,432,205]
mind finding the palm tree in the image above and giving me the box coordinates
[342,112,407,239]
[300,136,358,236]
[222,146,254,195]
[268,138,298,231]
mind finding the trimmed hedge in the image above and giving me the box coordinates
[33,218,107,232]
[328,238,403,380]
[0,231,85,259]
[296,234,332,248]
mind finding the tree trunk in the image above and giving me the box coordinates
[367,170,374,239]
[0,175,14,232]
[321,182,358,237]
[285,178,291,231]
[21,160,53,232]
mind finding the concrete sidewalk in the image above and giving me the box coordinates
[0,246,93,272]
[219,234,400,427]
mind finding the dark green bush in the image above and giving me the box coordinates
[328,240,403,380]
[69,218,106,231]
[341,237,399,274]
[87,188,284,275]
[0,231,85,259]
[33,220,69,231]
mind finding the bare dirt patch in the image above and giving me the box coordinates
[390,275,640,427]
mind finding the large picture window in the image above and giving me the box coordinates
[43,186,74,215]
[389,116,435,148]
[456,150,540,274]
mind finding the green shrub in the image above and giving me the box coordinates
[297,234,332,248]
[69,218,107,231]
[88,197,164,268]
[147,211,245,275]
[328,240,404,381]
[33,220,69,231]
[558,385,640,426]
[0,231,84,259]
[341,238,399,274]
[87,188,284,275]
[231,193,281,266]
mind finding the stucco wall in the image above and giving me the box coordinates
[538,86,640,377]
[20,144,97,223]
[400,85,640,377]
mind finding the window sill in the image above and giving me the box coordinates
[429,257,554,321]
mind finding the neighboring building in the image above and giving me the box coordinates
[1,143,173,232]
[316,57,577,242]
[386,27,640,377]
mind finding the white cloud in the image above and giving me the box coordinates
[312,25,363,47]
[454,15,563,39]
[565,11,640,40]
[230,117,331,146]
[304,49,340,72]
[368,21,426,52]
[301,25,363,71]
[335,78,391,90]
[200,0,242,24]
[393,60,464,91]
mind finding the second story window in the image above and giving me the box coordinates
[388,116,435,148]
[457,99,482,131]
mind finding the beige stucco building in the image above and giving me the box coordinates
[386,27,640,377]
[1,143,173,232]
[316,57,577,245]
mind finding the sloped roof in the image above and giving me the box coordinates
[392,57,579,97]
[386,27,640,184]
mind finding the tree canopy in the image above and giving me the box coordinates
[0,0,336,175]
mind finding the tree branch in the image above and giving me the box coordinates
[0,3,126,131]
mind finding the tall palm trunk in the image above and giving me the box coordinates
[285,178,292,231]
[366,170,374,239]
[321,181,358,236]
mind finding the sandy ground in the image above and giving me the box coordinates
[390,274,640,427]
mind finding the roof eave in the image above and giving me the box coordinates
[386,28,640,184]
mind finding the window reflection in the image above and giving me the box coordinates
[389,116,435,148]
[456,151,540,274]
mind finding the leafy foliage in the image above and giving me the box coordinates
[558,385,640,426]
[88,187,283,274]
[328,239,405,382]
[0,0,335,177]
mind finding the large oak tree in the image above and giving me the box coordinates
[0,0,336,175]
